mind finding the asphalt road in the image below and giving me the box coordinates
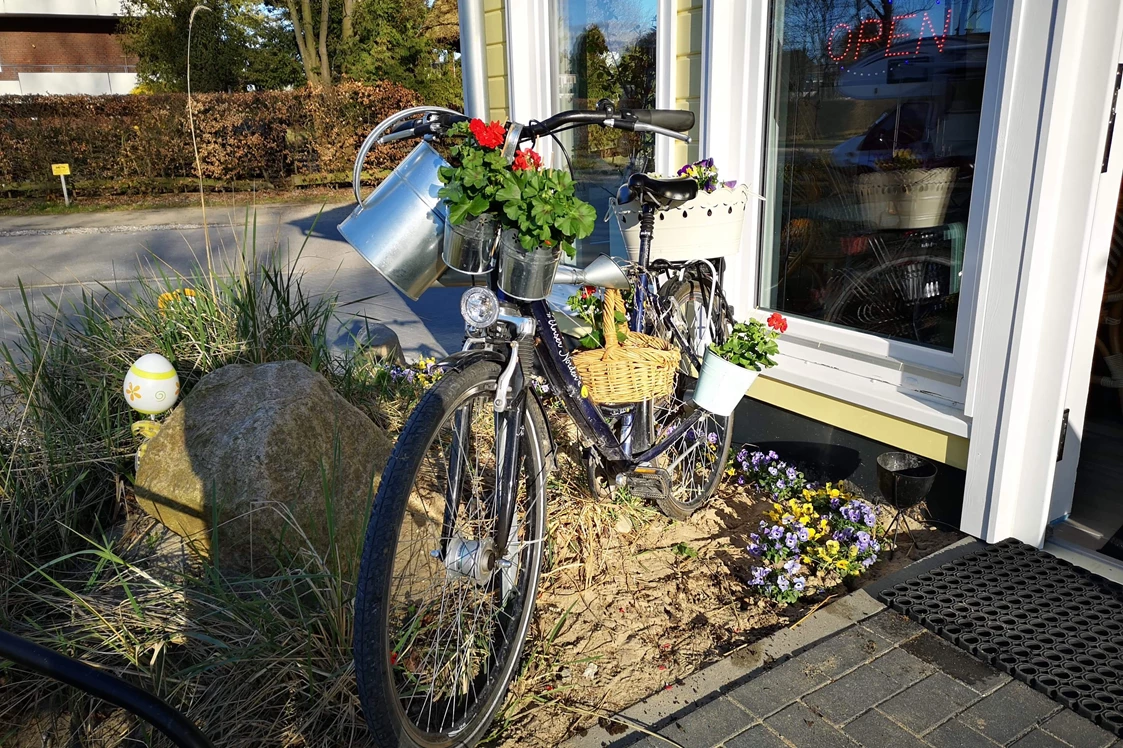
[0,202,465,361]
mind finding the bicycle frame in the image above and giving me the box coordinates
[524,298,704,467]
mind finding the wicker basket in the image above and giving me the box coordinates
[572,289,680,405]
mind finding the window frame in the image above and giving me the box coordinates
[709,0,1018,418]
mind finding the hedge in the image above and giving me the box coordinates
[0,81,423,196]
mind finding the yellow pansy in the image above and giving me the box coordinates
[835,559,850,570]
[773,503,783,513]
[849,545,859,559]
[806,528,816,540]
[825,540,840,555]
[829,488,841,498]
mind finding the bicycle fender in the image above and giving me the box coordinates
[434,347,508,373]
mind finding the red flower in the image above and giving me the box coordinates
[513,148,543,171]
[767,312,788,333]
[469,118,506,148]
[581,285,595,299]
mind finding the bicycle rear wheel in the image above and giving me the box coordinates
[648,276,734,519]
[354,361,547,748]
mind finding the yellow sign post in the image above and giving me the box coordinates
[51,164,71,206]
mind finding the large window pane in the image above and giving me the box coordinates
[555,0,657,264]
[761,0,993,350]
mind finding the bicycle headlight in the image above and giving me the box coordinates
[460,287,500,329]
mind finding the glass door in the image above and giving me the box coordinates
[553,0,658,264]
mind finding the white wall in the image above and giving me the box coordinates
[0,0,124,15]
[4,71,136,95]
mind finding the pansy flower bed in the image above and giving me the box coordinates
[726,448,807,501]
[745,484,886,603]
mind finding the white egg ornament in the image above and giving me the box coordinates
[123,353,180,416]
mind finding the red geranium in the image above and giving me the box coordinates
[513,148,543,171]
[767,312,788,333]
[469,118,506,149]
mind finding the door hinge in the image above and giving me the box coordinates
[1103,64,1123,172]
[1056,408,1070,462]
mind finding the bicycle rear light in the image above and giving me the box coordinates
[461,287,500,328]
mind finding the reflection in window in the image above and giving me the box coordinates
[761,0,993,349]
[555,0,657,264]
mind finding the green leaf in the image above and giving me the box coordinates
[531,200,556,226]
[495,180,521,202]
[467,195,490,216]
[448,200,472,225]
[437,182,463,202]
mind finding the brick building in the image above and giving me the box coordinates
[0,0,135,95]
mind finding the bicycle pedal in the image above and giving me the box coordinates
[617,466,672,500]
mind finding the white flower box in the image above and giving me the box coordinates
[610,184,754,263]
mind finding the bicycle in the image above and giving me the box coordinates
[347,103,735,747]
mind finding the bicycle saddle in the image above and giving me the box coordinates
[616,173,699,210]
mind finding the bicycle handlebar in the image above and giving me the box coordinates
[522,108,693,142]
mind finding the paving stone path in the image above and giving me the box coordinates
[605,610,1119,748]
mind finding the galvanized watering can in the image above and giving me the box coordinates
[337,107,463,301]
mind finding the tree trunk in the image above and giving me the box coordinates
[342,0,354,41]
[318,0,332,90]
[287,0,322,87]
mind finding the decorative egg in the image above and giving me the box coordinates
[123,353,180,415]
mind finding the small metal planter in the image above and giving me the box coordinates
[496,229,563,301]
[442,213,501,274]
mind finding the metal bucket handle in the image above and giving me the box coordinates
[352,106,465,205]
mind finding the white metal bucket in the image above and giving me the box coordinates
[692,349,759,417]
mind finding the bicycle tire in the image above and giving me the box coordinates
[354,361,547,748]
[649,277,734,519]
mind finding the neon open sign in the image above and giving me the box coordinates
[827,8,952,63]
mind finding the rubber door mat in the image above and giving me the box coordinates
[878,538,1123,737]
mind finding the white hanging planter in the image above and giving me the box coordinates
[611,184,754,263]
[692,349,760,417]
[855,167,958,230]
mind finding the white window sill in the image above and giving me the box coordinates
[762,354,972,439]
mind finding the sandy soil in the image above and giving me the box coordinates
[492,417,961,747]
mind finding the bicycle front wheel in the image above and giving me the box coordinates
[354,361,547,748]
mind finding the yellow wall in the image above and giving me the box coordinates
[483,0,509,122]
[675,0,704,165]
[749,378,970,470]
